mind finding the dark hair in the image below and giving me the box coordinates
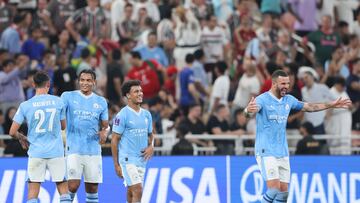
[119,37,133,46]
[2,59,14,67]
[124,3,133,9]
[148,31,157,38]
[33,71,50,88]
[28,69,38,77]
[333,76,346,86]
[338,21,349,28]
[215,104,226,113]
[271,69,288,81]
[352,57,360,65]
[81,48,91,59]
[112,49,121,60]
[42,49,54,58]
[79,69,96,80]
[121,80,141,97]
[30,25,42,34]
[130,51,142,59]
[144,17,153,27]
[13,14,25,24]
[301,122,314,135]
[193,49,204,60]
[0,48,8,55]
[185,54,194,64]
[79,26,90,37]
[189,102,201,109]
[215,61,227,74]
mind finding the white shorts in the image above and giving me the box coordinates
[27,157,66,182]
[67,154,103,183]
[256,156,290,183]
[120,163,145,187]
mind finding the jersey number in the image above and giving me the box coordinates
[34,108,56,133]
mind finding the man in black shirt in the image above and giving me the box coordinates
[207,104,244,155]
[53,54,77,95]
[295,122,329,155]
[106,49,124,106]
[178,103,211,147]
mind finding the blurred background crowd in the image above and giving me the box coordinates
[0,0,360,156]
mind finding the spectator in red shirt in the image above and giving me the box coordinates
[126,51,161,101]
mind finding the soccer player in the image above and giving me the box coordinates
[244,70,351,203]
[9,71,71,203]
[111,80,154,203]
[61,69,109,203]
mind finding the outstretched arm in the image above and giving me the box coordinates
[302,97,352,112]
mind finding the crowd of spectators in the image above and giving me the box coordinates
[0,0,360,156]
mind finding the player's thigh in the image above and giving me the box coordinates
[67,154,83,180]
[27,158,47,182]
[277,156,291,184]
[256,156,280,181]
[120,163,143,187]
[47,157,67,182]
[83,155,103,183]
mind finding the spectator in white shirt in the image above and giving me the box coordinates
[209,61,230,113]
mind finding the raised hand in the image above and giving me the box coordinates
[331,97,352,109]
[246,97,258,113]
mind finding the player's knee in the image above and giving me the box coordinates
[68,180,80,193]
[261,188,279,203]
[85,183,98,193]
[130,184,143,196]
[274,191,288,203]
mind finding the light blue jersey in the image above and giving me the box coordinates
[255,92,304,157]
[13,94,65,158]
[112,106,152,167]
[61,91,108,156]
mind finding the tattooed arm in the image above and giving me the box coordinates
[302,97,352,112]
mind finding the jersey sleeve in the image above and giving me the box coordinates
[60,92,68,109]
[100,98,109,121]
[112,110,126,135]
[288,95,304,111]
[147,111,153,134]
[59,99,66,121]
[255,96,264,112]
[13,103,25,124]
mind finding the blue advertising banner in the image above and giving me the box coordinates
[0,156,359,203]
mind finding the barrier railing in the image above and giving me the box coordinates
[1,133,360,155]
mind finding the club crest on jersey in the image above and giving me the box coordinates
[285,104,290,110]
[145,118,148,125]
[93,103,100,109]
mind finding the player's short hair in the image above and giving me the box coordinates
[271,69,288,81]
[215,61,227,74]
[33,71,50,88]
[122,80,141,97]
[79,69,96,80]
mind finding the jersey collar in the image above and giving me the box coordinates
[77,90,94,99]
[267,91,283,102]
[126,105,142,115]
